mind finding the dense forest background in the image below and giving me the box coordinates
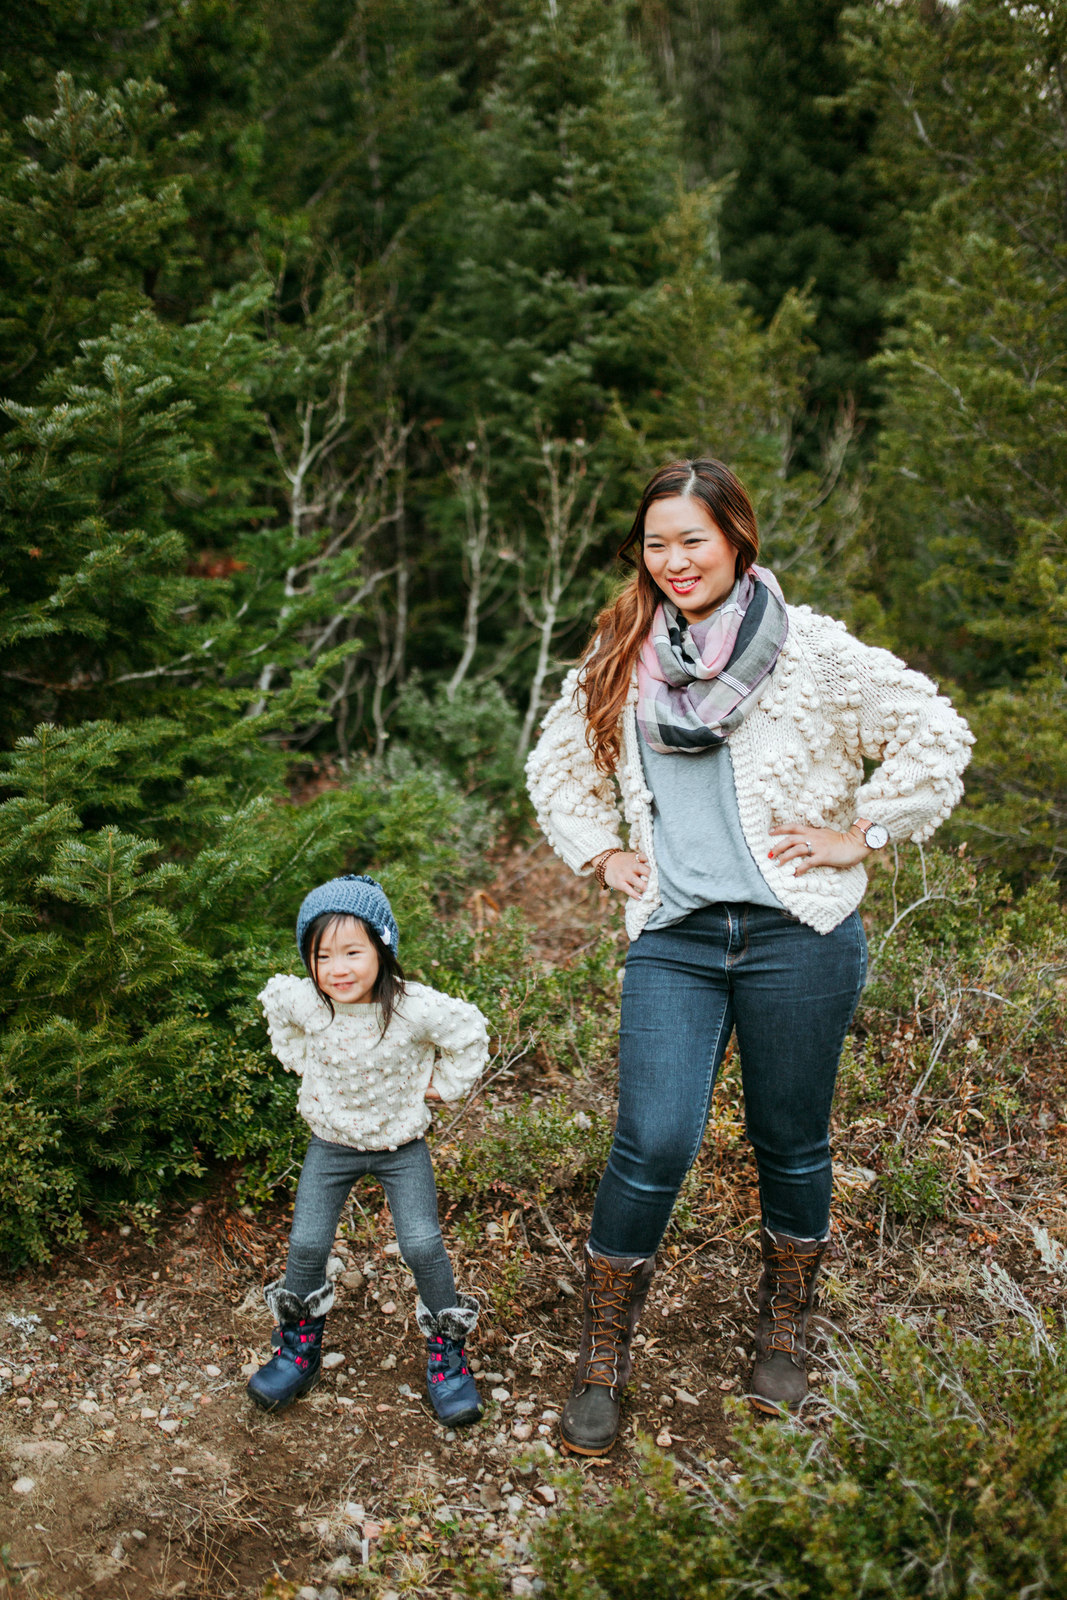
[2,0,1065,1265]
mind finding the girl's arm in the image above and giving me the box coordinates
[810,615,975,842]
[525,665,626,876]
[258,974,328,1075]
[416,988,490,1103]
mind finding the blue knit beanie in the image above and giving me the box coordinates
[296,875,400,962]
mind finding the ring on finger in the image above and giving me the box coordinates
[804,839,813,856]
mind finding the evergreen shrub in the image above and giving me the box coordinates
[0,731,484,1267]
[436,1096,613,1209]
[464,1318,1067,1599]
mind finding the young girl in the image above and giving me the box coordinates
[248,873,488,1426]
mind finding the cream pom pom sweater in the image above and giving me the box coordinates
[526,605,974,938]
[259,976,489,1151]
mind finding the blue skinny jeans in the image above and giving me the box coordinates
[589,903,867,1255]
[284,1134,457,1314]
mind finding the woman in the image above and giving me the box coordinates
[526,459,972,1455]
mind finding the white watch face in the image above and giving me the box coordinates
[864,823,890,850]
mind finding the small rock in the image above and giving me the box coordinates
[11,1477,35,1495]
[10,1440,67,1461]
[512,1423,533,1441]
[383,1242,402,1255]
[380,1301,396,1315]
[478,1483,503,1511]
[321,1352,345,1371]
[240,1362,258,1379]
[130,1530,147,1542]
[340,1270,364,1291]
[532,1484,556,1505]
[655,1429,672,1447]
[158,1419,181,1434]
[506,1494,524,1515]
[514,1401,536,1415]
[78,1399,100,1415]
[326,1255,345,1278]
[379,1354,397,1371]
[491,1387,510,1402]
[540,1410,559,1422]
[512,1578,536,1597]
[319,1589,342,1600]
[145,1364,162,1376]
[203,1365,221,1378]
[325,1555,355,1580]
[111,1542,125,1561]
[140,1408,159,1420]
[673,1388,699,1406]
[296,1588,319,1600]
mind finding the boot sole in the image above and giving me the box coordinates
[748,1392,800,1417]
[433,1404,482,1427]
[247,1371,320,1413]
[559,1431,619,1457]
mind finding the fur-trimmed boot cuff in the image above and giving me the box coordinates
[263,1278,336,1325]
[416,1292,479,1341]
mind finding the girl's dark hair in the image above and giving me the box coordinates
[301,912,406,1037]
[580,459,760,774]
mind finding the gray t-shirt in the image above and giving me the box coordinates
[639,730,784,930]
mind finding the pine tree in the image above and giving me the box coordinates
[710,0,901,418]
[851,0,1067,877]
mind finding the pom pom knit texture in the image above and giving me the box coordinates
[526,606,974,939]
[258,978,489,1150]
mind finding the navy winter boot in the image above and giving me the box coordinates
[247,1280,335,1413]
[417,1294,483,1427]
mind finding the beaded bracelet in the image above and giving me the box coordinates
[592,848,623,890]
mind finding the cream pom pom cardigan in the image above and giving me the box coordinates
[525,605,974,938]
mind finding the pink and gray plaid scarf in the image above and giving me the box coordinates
[636,566,788,754]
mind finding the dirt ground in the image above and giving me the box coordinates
[2,843,1065,1600]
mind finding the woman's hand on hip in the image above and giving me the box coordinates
[768,823,870,875]
[604,851,650,898]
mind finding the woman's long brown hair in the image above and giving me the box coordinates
[580,459,760,774]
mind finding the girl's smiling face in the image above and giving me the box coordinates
[312,915,380,1005]
[641,494,739,623]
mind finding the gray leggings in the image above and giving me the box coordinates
[284,1134,457,1315]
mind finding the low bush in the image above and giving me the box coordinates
[436,1096,613,1208]
[0,724,489,1266]
[464,1317,1067,1598]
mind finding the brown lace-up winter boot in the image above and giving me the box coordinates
[560,1246,656,1456]
[750,1227,829,1415]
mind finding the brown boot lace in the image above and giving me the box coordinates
[583,1258,639,1389]
[764,1237,808,1360]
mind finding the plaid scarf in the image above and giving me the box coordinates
[636,566,788,754]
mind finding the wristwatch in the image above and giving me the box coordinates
[855,817,890,850]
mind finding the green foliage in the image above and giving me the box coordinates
[0,73,188,400]
[391,678,526,805]
[0,720,485,1264]
[830,846,1067,1225]
[411,909,623,1079]
[712,0,901,418]
[464,1319,1067,1598]
[849,0,1067,878]
[437,1096,613,1208]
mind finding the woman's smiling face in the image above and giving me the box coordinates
[641,494,739,623]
